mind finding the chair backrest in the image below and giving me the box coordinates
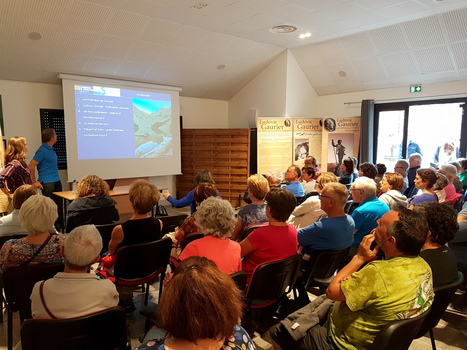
[158,214,188,235]
[180,232,204,251]
[113,238,172,281]
[416,270,464,337]
[20,306,128,350]
[238,223,267,242]
[230,270,247,293]
[2,262,65,318]
[369,309,430,350]
[302,247,351,282]
[95,223,119,256]
[246,254,301,307]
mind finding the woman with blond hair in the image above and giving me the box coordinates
[232,174,269,240]
[378,172,408,209]
[0,184,38,236]
[65,175,119,232]
[0,136,32,199]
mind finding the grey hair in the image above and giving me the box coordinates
[266,169,282,183]
[64,225,102,269]
[195,197,236,238]
[439,164,457,181]
[19,195,58,235]
[351,176,377,197]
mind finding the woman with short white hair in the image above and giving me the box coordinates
[178,197,241,275]
[0,195,64,271]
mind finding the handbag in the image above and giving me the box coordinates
[154,203,168,217]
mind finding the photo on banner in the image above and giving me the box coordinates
[321,117,360,175]
[256,118,293,176]
[293,118,322,169]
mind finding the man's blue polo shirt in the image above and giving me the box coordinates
[351,196,389,247]
[33,143,60,183]
[283,181,305,197]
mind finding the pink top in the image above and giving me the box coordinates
[242,224,298,278]
[179,236,241,275]
[443,182,458,203]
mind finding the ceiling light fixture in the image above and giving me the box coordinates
[298,32,311,39]
[28,32,42,40]
[338,70,347,78]
[191,2,208,9]
[217,64,226,70]
[269,25,297,34]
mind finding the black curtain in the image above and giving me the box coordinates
[359,99,375,164]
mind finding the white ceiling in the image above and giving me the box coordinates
[0,0,466,99]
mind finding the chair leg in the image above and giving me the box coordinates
[429,328,436,350]
[0,286,4,324]
[144,282,150,306]
[7,309,13,350]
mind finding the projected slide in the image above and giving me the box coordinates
[74,85,173,160]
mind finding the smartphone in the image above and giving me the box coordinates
[370,240,378,251]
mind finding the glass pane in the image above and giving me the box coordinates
[375,110,405,171]
[407,103,463,168]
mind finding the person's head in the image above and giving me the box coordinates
[415,168,437,190]
[159,256,243,343]
[413,203,458,246]
[194,170,215,186]
[4,136,28,165]
[315,172,338,193]
[195,197,235,238]
[285,165,300,182]
[193,182,218,204]
[394,159,409,176]
[341,158,354,175]
[304,156,319,168]
[19,195,58,235]
[265,188,296,222]
[247,174,270,200]
[443,142,455,155]
[266,169,282,186]
[380,173,404,193]
[301,167,316,183]
[375,209,428,257]
[459,158,467,172]
[449,161,461,174]
[409,153,422,168]
[358,162,378,179]
[129,179,160,214]
[439,164,457,182]
[350,176,376,202]
[376,163,387,177]
[41,128,56,143]
[12,185,38,210]
[320,183,348,214]
[62,225,102,270]
[433,173,448,190]
[75,175,109,197]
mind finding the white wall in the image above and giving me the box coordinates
[180,96,228,128]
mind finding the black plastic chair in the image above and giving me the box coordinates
[20,306,130,350]
[180,232,204,251]
[415,271,464,350]
[237,223,267,242]
[95,222,119,256]
[230,270,247,293]
[158,214,188,235]
[110,238,172,305]
[2,262,65,350]
[369,308,430,350]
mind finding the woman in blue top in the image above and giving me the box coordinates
[409,168,438,209]
[163,170,216,214]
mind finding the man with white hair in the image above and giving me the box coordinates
[350,177,389,256]
[405,153,422,196]
[30,225,118,319]
[394,159,409,193]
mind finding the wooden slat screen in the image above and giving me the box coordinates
[177,129,250,207]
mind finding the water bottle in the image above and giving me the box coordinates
[72,180,77,196]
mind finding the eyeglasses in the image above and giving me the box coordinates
[318,194,334,200]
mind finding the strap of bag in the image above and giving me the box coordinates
[39,280,57,319]
[21,233,55,266]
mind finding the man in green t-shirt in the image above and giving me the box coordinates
[270,208,434,350]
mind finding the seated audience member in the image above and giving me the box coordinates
[288,172,337,230]
[433,141,458,167]
[301,167,316,194]
[408,168,438,208]
[358,162,378,179]
[449,209,467,279]
[338,158,355,185]
[31,225,118,318]
[439,164,460,203]
[375,163,386,193]
[394,159,410,193]
[266,169,282,189]
[282,165,305,197]
[163,169,216,214]
[405,153,422,196]
[232,174,269,241]
[378,173,408,209]
[0,184,37,236]
[458,158,467,190]
[270,209,433,350]
[448,161,464,193]
[240,188,298,280]
[413,203,458,288]
[304,156,321,177]
[65,174,119,232]
[0,195,63,271]
[350,177,389,255]
[179,197,241,275]
[351,157,359,179]
[433,173,449,203]
[174,182,218,245]
[136,257,254,350]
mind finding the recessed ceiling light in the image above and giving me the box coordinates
[217,64,226,70]
[338,71,347,77]
[191,1,208,9]
[298,32,311,39]
[269,25,297,34]
[28,32,42,40]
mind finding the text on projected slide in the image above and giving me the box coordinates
[75,85,173,160]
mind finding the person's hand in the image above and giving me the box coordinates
[163,191,170,199]
[174,227,183,242]
[163,271,173,286]
[356,233,379,263]
[33,181,43,189]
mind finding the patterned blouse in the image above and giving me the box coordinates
[0,160,32,194]
[0,234,65,271]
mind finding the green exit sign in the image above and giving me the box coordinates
[410,85,422,93]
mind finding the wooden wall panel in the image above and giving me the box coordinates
[177,129,250,207]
